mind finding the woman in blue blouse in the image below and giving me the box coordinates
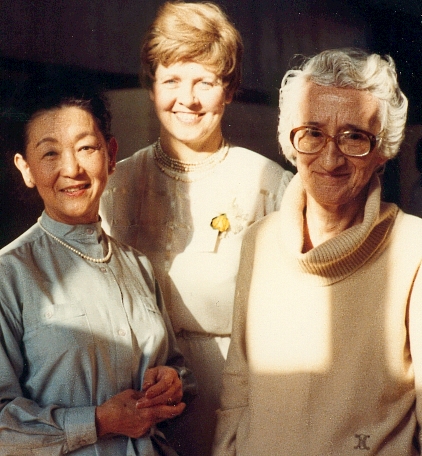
[0,82,195,455]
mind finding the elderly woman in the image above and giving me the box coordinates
[213,49,422,455]
[0,83,195,455]
[100,2,292,455]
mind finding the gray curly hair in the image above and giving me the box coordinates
[278,48,408,165]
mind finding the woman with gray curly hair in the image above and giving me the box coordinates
[213,49,422,455]
[278,49,407,163]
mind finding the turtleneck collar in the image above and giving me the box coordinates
[279,173,398,285]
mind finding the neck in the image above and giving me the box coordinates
[44,209,100,226]
[303,192,366,252]
[159,131,223,162]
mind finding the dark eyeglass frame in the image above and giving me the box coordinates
[290,126,382,157]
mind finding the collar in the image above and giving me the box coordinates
[40,211,104,245]
[279,173,398,285]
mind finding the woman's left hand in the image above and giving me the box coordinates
[136,366,183,409]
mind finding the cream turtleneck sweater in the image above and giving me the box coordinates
[213,173,422,455]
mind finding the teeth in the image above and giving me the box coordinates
[176,112,199,122]
[63,185,87,193]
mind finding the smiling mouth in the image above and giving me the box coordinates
[61,184,90,194]
[174,112,202,123]
[317,170,349,178]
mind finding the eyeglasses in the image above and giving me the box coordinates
[290,126,382,157]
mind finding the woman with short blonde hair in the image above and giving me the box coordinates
[140,1,243,98]
[101,3,292,455]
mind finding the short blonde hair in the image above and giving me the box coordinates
[278,49,408,165]
[140,1,243,98]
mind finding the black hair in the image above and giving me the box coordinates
[11,78,112,156]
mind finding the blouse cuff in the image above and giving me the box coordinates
[54,406,97,452]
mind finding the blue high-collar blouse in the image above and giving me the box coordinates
[0,212,194,455]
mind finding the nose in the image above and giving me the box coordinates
[177,82,197,106]
[60,150,82,177]
[320,138,346,170]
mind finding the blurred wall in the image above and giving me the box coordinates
[1,0,422,247]
[0,0,369,94]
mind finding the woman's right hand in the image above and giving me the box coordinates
[95,389,185,439]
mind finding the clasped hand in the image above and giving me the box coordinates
[95,366,185,439]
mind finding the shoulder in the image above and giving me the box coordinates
[0,224,44,298]
[373,206,422,271]
[393,207,422,230]
[393,209,422,244]
[228,145,285,172]
[243,210,282,248]
[108,145,154,185]
[225,145,294,189]
[117,144,153,167]
[0,223,42,261]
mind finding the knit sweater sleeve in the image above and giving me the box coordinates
[212,228,257,455]
[407,259,422,448]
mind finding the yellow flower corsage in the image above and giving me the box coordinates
[211,213,230,233]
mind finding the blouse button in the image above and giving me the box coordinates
[45,311,53,319]
[100,267,107,273]
[118,329,126,337]
[86,228,94,235]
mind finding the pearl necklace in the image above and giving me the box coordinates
[38,219,112,263]
[153,138,229,182]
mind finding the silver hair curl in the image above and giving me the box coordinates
[278,48,408,165]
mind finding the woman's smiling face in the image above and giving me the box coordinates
[294,82,387,211]
[15,106,117,225]
[150,61,230,152]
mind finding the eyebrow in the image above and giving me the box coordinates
[157,74,177,79]
[35,131,96,148]
[157,72,218,81]
[35,137,58,148]
[302,122,367,131]
[303,122,320,127]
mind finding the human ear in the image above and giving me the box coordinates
[224,91,233,105]
[149,89,155,102]
[107,137,118,174]
[378,155,388,166]
[14,153,36,188]
[375,155,388,174]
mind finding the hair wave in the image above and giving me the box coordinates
[140,1,243,98]
[278,48,408,165]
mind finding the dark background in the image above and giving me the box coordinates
[1,0,422,247]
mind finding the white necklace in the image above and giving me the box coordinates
[153,138,229,183]
[38,219,112,263]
